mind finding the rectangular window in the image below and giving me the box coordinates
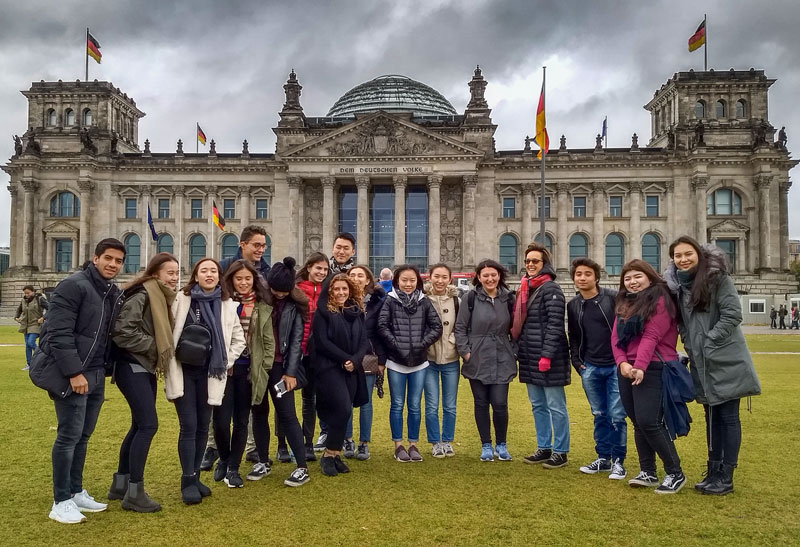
[338,187,357,236]
[573,196,587,217]
[125,198,137,219]
[255,199,268,219]
[191,199,203,219]
[158,198,170,219]
[749,300,766,314]
[646,195,659,217]
[537,196,551,218]
[716,239,737,274]
[406,187,428,271]
[223,198,236,219]
[502,197,516,218]
[370,186,395,274]
[55,239,73,273]
[609,196,623,217]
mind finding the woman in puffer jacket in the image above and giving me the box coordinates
[513,243,571,470]
[377,264,443,463]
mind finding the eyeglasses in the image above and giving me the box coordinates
[524,258,543,265]
[247,242,267,250]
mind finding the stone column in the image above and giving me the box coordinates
[109,184,119,245]
[779,179,792,270]
[78,178,94,265]
[8,185,19,267]
[205,185,217,259]
[71,237,79,270]
[692,176,708,244]
[629,181,642,260]
[755,175,772,270]
[664,181,675,245]
[592,182,606,267]
[463,175,478,269]
[427,175,442,265]
[556,183,570,270]
[46,237,54,271]
[321,177,336,254]
[239,185,250,228]
[286,177,301,259]
[393,175,407,265]
[21,179,37,267]
[521,183,533,247]
[355,176,370,263]
[141,184,152,265]
[174,187,185,271]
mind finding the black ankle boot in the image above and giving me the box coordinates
[122,481,162,513]
[695,460,721,491]
[320,456,338,477]
[195,472,212,498]
[333,455,350,473]
[702,463,735,495]
[108,472,129,500]
[181,475,202,505]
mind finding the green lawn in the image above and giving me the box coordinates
[1,330,798,546]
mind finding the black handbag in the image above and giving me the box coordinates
[176,310,212,367]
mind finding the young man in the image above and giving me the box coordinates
[792,306,799,330]
[769,306,777,329]
[566,258,628,480]
[328,232,356,275]
[34,239,125,524]
[779,304,788,329]
[16,284,48,370]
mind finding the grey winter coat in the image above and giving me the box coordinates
[664,245,761,406]
[454,286,517,384]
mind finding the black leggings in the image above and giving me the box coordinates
[115,363,158,483]
[469,380,509,445]
[252,362,307,468]
[704,399,742,466]
[277,356,318,448]
[174,366,212,476]
[617,363,682,475]
[212,368,251,471]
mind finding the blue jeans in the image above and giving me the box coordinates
[24,333,39,365]
[526,384,570,453]
[581,363,628,461]
[346,374,377,442]
[388,368,426,443]
[423,361,460,443]
[51,369,105,502]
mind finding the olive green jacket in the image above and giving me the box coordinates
[250,301,277,406]
[16,294,48,335]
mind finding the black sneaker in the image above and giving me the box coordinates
[277,446,292,463]
[320,456,338,476]
[523,448,552,465]
[245,449,260,463]
[305,445,317,462]
[655,472,687,494]
[223,469,244,488]
[200,447,219,471]
[542,453,568,469]
[213,460,227,482]
[579,458,612,474]
[313,434,328,452]
[356,443,371,461]
[628,470,659,487]
[343,439,357,459]
[333,455,350,473]
[284,467,310,487]
[246,463,271,481]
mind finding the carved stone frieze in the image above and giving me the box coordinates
[325,118,438,157]
[440,182,463,268]
[303,181,323,257]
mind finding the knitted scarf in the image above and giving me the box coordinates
[676,268,697,290]
[511,273,553,340]
[395,289,421,314]
[615,293,645,350]
[143,278,176,377]
[329,255,356,275]
[190,284,227,379]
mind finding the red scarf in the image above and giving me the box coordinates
[511,274,553,340]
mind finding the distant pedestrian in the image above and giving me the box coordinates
[769,306,777,329]
[379,268,394,294]
[779,304,788,329]
[791,306,799,330]
[15,284,48,370]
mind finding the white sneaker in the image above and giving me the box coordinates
[609,459,627,480]
[49,499,87,524]
[71,489,108,512]
[431,442,446,458]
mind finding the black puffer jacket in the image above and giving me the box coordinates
[516,264,570,386]
[377,290,443,367]
[364,285,388,364]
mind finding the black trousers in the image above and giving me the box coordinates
[212,368,251,471]
[315,367,355,451]
[116,363,159,483]
[277,356,318,448]
[174,366,212,476]
[705,399,742,466]
[469,379,509,445]
[252,362,307,467]
[617,362,682,475]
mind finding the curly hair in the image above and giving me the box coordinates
[327,274,364,313]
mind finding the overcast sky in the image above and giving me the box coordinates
[1,0,799,246]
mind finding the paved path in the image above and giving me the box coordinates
[742,325,800,334]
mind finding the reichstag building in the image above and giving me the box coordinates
[2,66,797,313]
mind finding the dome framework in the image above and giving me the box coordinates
[326,75,457,118]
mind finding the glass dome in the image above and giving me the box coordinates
[326,75,457,118]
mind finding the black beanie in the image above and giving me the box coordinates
[267,257,297,292]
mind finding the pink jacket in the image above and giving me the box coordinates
[611,297,678,371]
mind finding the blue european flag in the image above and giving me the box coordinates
[147,204,158,242]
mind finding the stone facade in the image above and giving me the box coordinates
[2,68,798,315]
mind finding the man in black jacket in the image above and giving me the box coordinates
[218,224,271,279]
[566,258,628,480]
[35,238,125,524]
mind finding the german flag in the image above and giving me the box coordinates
[197,124,207,145]
[87,32,102,64]
[535,81,549,159]
[688,19,706,52]
[212,202,226,231]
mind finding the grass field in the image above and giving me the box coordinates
[1,326,799,546]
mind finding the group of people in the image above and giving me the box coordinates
[27,227,760,524]
[770,304,799,329]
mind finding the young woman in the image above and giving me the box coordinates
[377,265,443,462]
[455,260,516,462]
[514,243,571,469]
[250,257,311,487]
[666,236,761,495]
[109,252,179,512]
[312,274,369,475]
[612,259,685,494]
[346,265,387,460]
[166,258,246,505]
[423,263,461,458]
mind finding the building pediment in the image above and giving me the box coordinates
[282,112,483,159]
[709,218,749,234]
[44,220,79,236]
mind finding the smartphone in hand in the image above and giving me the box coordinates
[274,379,288,399]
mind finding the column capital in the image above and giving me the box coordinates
[238,185,251,195]
[753,175,772,190]
[426,174,442,189]
[21,179,38,193]
[556,182,570,194]
[520,182,534,193]
[174,186,185,196]
[204,184,217,195]
[286,176,302,190]
[629,181,643,192]
[355,175,371,190]
[691,176,708,190]
[392,175,408,188]
[462,174,477,188]
[779,180,792,194]
[320,176,336,189]
[77,179,95,194]
[592,181,606,194]
[664,180,675,191]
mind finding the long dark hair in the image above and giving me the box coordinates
[297,252,329,281]
[472,259,509,290]
[182,257,231,300]
[669,235,713,311]
[615,259,676,321]
[222,259,269,303]
[124,252,178,293]
[349,264,377,295]
[263,282,310,318]
[392,264,424,291]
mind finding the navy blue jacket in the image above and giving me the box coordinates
[219,248,271,279]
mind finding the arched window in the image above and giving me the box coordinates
[124,234,141,274]
[83,108,93,126]
[605,233,625,275]
[65,109,75,126]
[707,188,743,216]
[47,109,57,126]
[49,192,81,217]
[716,99,727,118]
[569,233,589,264]
[736,99,746,118]
[533,233,554,256]
[695,100,705,118]
[189,234,206,267]
[221,234,239,260]
[157,233,174,254]
[499,233,519,274]
[642,232,661,273]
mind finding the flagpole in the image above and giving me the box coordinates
[85,28,89,82]
[539,66,546,249]
[196,122,199,154]
[704,14,708,71]
[604,116,608,149]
